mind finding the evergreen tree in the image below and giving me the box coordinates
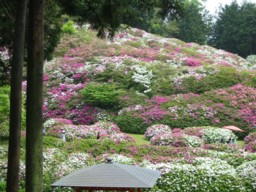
[210,1,256,58]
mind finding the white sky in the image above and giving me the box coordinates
[202,0,256,15]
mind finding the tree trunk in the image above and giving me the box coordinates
[6,0,27,191]
[26,0,45,191]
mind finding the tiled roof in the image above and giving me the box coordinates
[52,162,160,189]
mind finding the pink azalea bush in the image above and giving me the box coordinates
[185,57,202,67]
[144,124,172,140]
[91,121,121,134]
[184,127,204,138]
[106,133,135,144]
[244,132,256,144]
[244,132,256,152]
[150,132,203,147]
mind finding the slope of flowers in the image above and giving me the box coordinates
[36,26,256,143]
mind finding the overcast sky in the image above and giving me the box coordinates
[202,0,256,15]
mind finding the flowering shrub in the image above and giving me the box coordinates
[150,132,203,147]
[145,159,246,192]
[46,123,108,141]
[131,65,153,94]
[185,57,202,67]
[244,132,256,144]
[106,133,135,144]
[184,127,204,138]
[91,121,121,134]
[244,141,256,153]
[203,127,237,144]
[144,124,171,140]
[236,160,256,191]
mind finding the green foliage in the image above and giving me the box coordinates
[178,67,243,94]
[80,82,122,109]
[64,139,98,153]
[113,113,147,134]
[0,86,26,138]
[210,1,256,58]
[43,136,64,148]
[174,0,211,44]
[61,20,76,34]
[0,86,10,137]
[87,139,131,157]
[0,181,6,191]
[58,0,183,38]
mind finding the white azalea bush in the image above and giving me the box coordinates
[236,160,256,191]
[202,127,237,144]
[98,154,135,165]
[144,124,172,140]
[43,148,93,191]
[144,158,246,192]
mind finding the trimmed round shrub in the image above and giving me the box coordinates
[79,82,122,108]
[184,127,204,138]
[91,121,121,134]
[244,132,256,144]
[236,160,256,191]
[148,159,245,192]
[113,113,147,134]
[144,124,171,140]
[106,133,135,144]
[244,141,256,153]
[202,127,237,144]
[46,124,108,141]
[43,118,73,133]
[150,133,203,147]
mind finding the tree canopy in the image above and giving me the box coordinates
[209,1,256,58]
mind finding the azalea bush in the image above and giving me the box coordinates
[236,160,256,191]
[150,132,203,147]
[45,122,108,141]
[202,127,237,144]
[146,158,246,192]
[91,121,121,134]
[244,141,256,153]
[144,124,172,140]
[106,133,135,144]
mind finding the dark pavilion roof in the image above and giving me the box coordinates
[52,160,160,189]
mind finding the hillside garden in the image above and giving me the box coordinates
[1,26,256,191]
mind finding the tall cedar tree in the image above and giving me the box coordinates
[26,0,44,191]
[6,0,27,191]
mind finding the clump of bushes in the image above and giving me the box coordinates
[150,132,203,147]
[244,132,256,152]
[144,124,172,140]
[80,82,122,109]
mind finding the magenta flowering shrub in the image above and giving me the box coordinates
[244,132,256,144]
[244,141,256,153]
[185,58,202,67]
[244,132,256,153]
[106,133,135,144]
[144,124,172,140]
